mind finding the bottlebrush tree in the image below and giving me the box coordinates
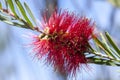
[0,0,120,79]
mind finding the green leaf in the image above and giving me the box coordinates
[4,0,8,9]
[15,0,33,29]
[0,14,26,28]
[105,32,120,56]
[92,38,101,52]
[93,37,116,59]
[108,0,120,7]
[0,14,8,20]
[88,57,120,66]
[110,48,120,59]
[24,2,37,26]
[0,14,15,25]
[109,61,117,66]
[100,33,117,58]
[0,2,2,9]
[7,0,17,16]
[12,22,28,28]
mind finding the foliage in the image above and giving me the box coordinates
[108,0,120,8]
[0,0,120,67]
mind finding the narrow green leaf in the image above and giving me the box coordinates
[100,33,117,58]
[93,37,116,59]
[93,38,101,52]
[7,0,17,16]
[108,0,120,7]
[0,13,26,28]
[105,32,120,55]
[4,20,14,25]
[0,2,2,9]
[88,57,120,66]
[15,0,33,29]
[0,15,15,25]
[109,61,117,66]
[0,14,25,28]
[12,22,28,28]
[110,48,120,58]
[4,0,8,9]
[24,2,37,26]
[0,14,8,20]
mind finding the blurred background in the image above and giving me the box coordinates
[0,0,120,80]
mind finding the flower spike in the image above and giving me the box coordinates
[31,9,95,76]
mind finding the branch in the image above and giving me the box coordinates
[87,32,120,66]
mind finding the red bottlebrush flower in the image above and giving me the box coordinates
[31,10,95,76]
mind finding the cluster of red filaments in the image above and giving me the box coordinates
[32,10,94,76]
